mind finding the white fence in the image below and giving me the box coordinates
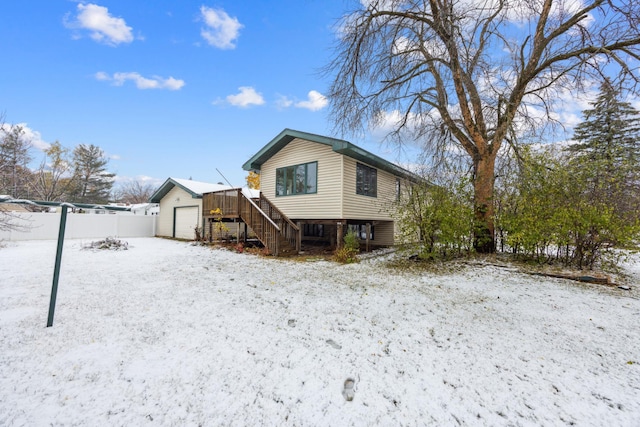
[0,212,158,241]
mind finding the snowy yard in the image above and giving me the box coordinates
[1,237,639,426]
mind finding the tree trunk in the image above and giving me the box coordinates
[473,154,496,253]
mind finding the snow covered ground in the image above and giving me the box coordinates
[0,238,639,426]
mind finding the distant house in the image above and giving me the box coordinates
[203,129,420,255]
[107,202,159,215]
[130,203,159,216]
[149,178,231,240]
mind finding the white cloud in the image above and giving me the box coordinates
[0,123,49,151]
[114,175,164,187]
[138,175,159,183]
[359,0,396,10]
[226,87,265,108]
[294,91,328,111]
[275,91,328,111]
[275,95,294,109]
[65,3,134,46]
[96,72,185,90]
[200,6,243,49]
[368,109,421,141]
[95,71,110,81]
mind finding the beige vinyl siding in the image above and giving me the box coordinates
[372,221,395,246]
[342,157,398,221]
[157,186,203,238]
[261,138,344,219]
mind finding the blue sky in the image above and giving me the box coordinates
[3,1,637,192]
[2,0,382,188]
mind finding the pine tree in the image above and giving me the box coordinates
[567,79,640,219]
[70,144,115,204]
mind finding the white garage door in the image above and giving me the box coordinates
[174,206,199,240]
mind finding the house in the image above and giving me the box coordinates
[129,203,159,216]
[149,178,232,240]
[203,129,420,255]
[107,202,159,215]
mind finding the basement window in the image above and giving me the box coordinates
[348,224,374,240]
[303,224,324,237]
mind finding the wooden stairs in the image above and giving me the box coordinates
[203,189,300,256]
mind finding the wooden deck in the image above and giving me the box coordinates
[203,188,243,219]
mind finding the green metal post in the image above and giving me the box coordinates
[47,205,68,327]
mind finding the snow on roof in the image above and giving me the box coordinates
[150,177,235,203]
[241,187,260,199]
[171,178,232,195]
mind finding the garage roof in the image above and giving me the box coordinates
[149,178,232,203]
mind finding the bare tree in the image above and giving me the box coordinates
[327,0,640,252]
[0,124,33,199]
[116,180,156,204]
[31,141,74,201]
[0,114,32,233]
[0,202,34,234]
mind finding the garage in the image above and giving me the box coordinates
[174,206,200,239]
[149,177,232,240]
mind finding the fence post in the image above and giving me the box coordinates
[47,204,68,327]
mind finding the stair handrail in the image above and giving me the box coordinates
[242,191,280,231]
[257,194,300,232]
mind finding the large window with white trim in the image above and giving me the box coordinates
[356,162,377,197]
[276,161,317,196]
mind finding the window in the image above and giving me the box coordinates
[356,163,377,197]
[303,224,324,237]
[348,224,374,240]
[396,178,401,201]
[276,161,317,196]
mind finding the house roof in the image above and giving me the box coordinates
[242,128,421,182]
[149,178,232,203]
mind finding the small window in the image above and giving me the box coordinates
[306,162,317,193]
[303,224,324,237]
[276,168,285,196]
[276,161,318,196]
[356,163,377,197]
[348,224,374,240]
[396,178,401,201]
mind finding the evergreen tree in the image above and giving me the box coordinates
[567,79,640,218]
[70,144,115,204]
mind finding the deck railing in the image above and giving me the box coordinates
[203,189,241,218]
[202,189,299,256]
[255,194,300,254]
